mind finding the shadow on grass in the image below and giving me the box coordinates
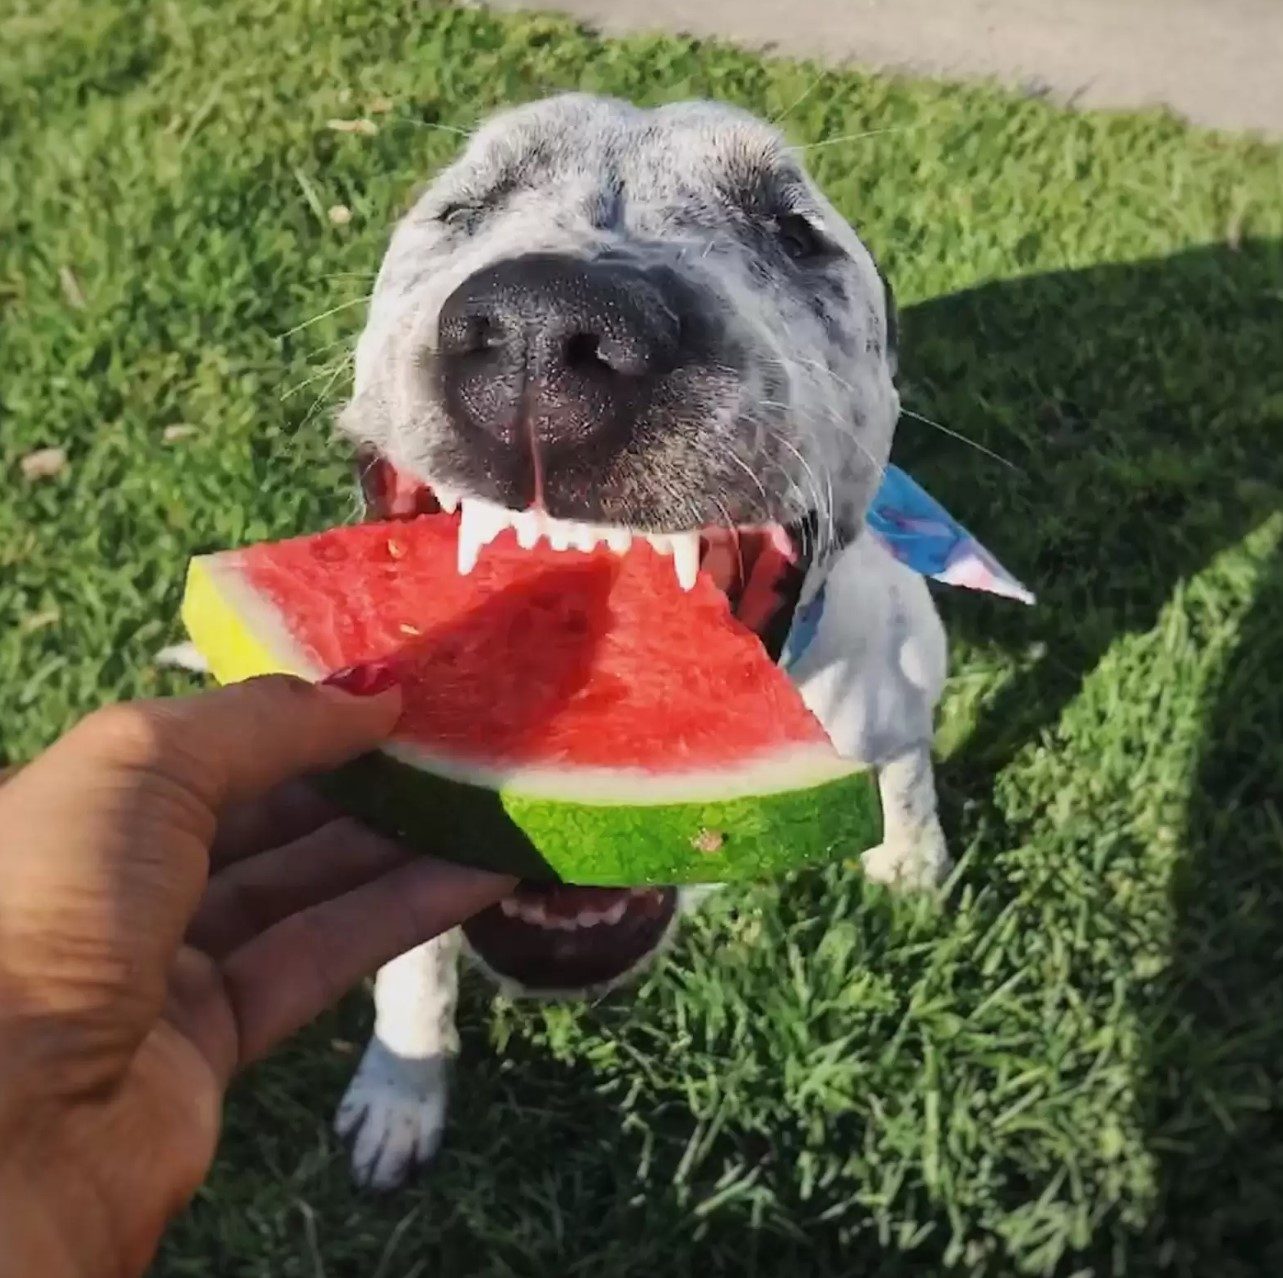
[189,985,994,1278]
[901,239,1281,784]
[1132,543,1283,1276]
[906,239,1283,1274]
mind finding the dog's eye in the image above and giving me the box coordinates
[774,213,828,262]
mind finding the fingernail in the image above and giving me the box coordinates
[320,661,400,698]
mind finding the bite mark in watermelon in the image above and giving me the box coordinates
[181,458,880,989]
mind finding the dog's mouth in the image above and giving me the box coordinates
[357,449,816,654]
[356,446,813,992]
[461,883,679,993]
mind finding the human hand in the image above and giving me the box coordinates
[0,676,515,1278]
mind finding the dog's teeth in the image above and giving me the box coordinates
[670,532,701,591]
[604,527,632,554]
[499,896,520,918]
[513,509,542,550]
[457,499,509,574]
[543,520,602,552]
[641,532,699,588]
[569,523,600,552]
[434,484,460,515]
[516,899,548,926]
[601,899,629,926]
[578,910,602,928]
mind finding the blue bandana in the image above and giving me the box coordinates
[781,464,1033,670]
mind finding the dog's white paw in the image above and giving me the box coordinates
[334,1040,449,1190]
[154,641,209,674]
[861,827,952,891]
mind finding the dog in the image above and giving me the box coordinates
[330,93,951,1189]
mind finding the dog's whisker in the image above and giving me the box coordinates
[294,361,351,438]
[383,115,475,138]
[726,450,771,511]
[771,354,1018,476]
[707,493,748,586]
[755,355,856,554]
[755,410,833,549]
[280,355,353,402]
[277,294,371,340]
[822,458,837,559]
[765,356,903,498]
[770,75,825,126]
[789,126,911,151]
[899,407,1024,473]
[297,331,362,364]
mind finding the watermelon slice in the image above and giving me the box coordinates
[181,458,880,988]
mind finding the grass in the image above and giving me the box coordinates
[3,1,1283,1274]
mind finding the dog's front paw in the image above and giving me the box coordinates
[334,1040,450,1190]
[861,825,952,891]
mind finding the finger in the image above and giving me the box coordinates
[210,781,342,868]
[66,674,402,812]
[0,677,399,1085]
[212,861,515,1076]
[190,818,415,957]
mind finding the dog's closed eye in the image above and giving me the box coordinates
[436,201,482,233]
[772,212,833,263]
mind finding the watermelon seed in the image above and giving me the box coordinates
[691,828,725,854]
[386,538,406,559]
[399,623,422,636]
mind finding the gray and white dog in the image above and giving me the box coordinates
[331,93,950,1189]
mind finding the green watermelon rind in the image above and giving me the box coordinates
[322,749,882,885]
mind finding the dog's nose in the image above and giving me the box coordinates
[436,253,682,457]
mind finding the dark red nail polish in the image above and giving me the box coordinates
[320,661,400,697]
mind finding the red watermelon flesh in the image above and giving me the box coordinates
[234,516,832,779]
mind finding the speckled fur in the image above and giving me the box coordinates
[339,93,899,540]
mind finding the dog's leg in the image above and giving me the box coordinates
[335,930,460,1189]
[790,535,952,891]
[862,743,952,889]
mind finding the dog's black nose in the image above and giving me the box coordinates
[437,253,682,459]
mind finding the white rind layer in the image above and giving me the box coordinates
[380,737,860,805]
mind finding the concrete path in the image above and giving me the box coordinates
[485,0,1283,137]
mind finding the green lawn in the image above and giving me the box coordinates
[3,2,1283,1274]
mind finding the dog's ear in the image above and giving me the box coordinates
[875,263,899,379]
